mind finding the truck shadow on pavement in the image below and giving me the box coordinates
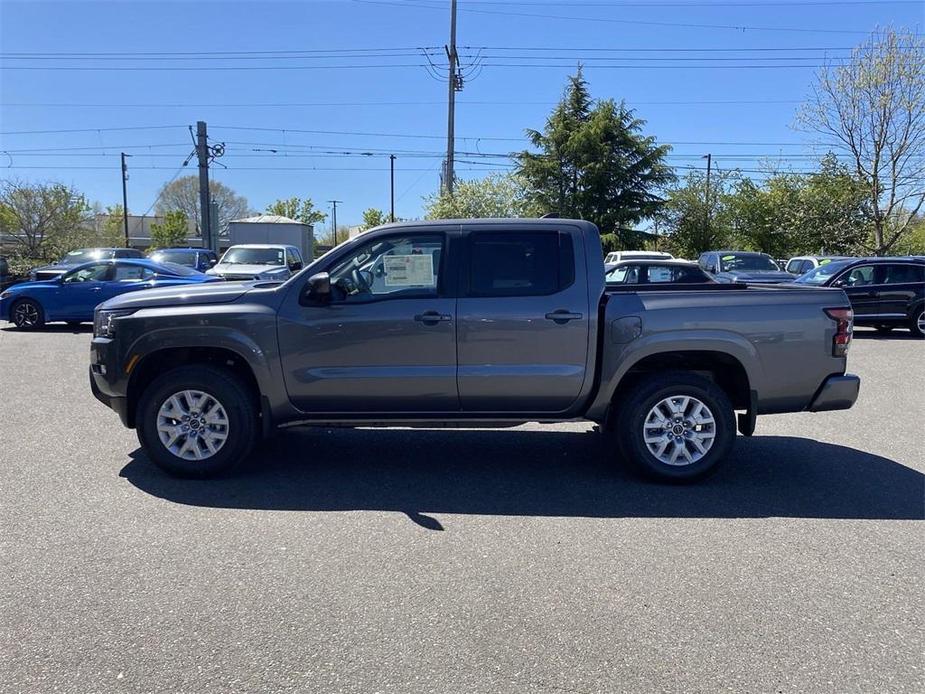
[120,430,924,528]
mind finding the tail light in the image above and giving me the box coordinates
[824,307,853,357]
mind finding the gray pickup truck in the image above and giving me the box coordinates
[89,219,860,482]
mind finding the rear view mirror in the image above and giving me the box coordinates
[300,272,331,305]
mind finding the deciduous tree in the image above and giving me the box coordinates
[797,28,925,254]
[149,210,190,250]
[156,176,250,236]
[265,197,327,226]
[0,179,92,258]
[423,173,536,219]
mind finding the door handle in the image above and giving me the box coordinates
[414,311,452,325]
[545,310,583,324]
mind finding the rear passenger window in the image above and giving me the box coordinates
[882,264,924,284]
[469,231,574,297]
[786,259,803,274]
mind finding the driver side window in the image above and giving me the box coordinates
[328,234,444,303]
[63,263,110,284]
[840,265,874,287]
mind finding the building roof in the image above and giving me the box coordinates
[230,214,304,225]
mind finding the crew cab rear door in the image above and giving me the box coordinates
[456,226,591,413]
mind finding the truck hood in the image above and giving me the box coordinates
[208,263,286,277]
[99,281,254,311]
[718,270,795,283]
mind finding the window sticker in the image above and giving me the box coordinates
[722,255,736,261]
[383,254,435,286]
[819,258,831,265]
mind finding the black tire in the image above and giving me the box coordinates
[136,365,258,478]
[10,298,44,330]
[614,371,736,483]
[910,307,924,338]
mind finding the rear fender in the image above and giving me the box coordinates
[587,330,763,421]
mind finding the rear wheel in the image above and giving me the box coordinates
[614,371,736,483]
[910,308,925,338]
[11,298,44,330]
[137,365,258,477]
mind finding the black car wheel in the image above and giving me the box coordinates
[11,298,44,330]
[137,365,258,478]
[911,308,925,338]
[614,371,736,483]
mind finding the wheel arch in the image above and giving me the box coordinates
[604,349,753,429]
[126,345,262,429]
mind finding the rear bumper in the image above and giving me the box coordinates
[807,374,860,412]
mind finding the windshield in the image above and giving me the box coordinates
[58,248,109,265]
[150,249,196,266]
[794,260,851,285]
[719,254,780,272]
[220,247,284,266]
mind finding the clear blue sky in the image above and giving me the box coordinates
[0,0,922,228]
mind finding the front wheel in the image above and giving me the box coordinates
[614,371,736,483]
[910,308,925,338]
[11,298,44,330]
[137,365,258,477]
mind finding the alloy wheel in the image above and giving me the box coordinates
[156,390,230,461]
[13,302,39,328]
[643,395,716,466]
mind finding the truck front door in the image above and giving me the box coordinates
[456,227,591,413]
[277,231,459,413]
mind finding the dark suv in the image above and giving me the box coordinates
[794,257,925,336]
[147,247,218,273]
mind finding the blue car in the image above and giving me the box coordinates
[0,258,219,330]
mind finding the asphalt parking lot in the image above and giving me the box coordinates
[1,326,922,693]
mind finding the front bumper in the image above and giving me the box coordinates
[89,335,132,427]
[90,366,131,426]
[808,374,860,412]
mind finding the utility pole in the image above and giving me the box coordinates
[196,121,212,251]
[444,0,459,195]
[328,200,342,245]
[120,152,131,247]
[703,152,712,238]
[390,154,396,222]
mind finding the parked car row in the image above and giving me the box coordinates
[601,248,924,337]
[0,258,219,330]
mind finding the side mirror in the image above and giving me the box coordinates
[300,272,331,305]
[291,261,303,271]
[209,258,218,267]
[831,278,845,288]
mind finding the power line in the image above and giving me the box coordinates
[455,0,920,5]
[0,99,805,108]
[0,46,440,57]
[355,0,892,35]
[0,63,430,72]
[0,125,186,135]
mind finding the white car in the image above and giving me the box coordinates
[207,244,305,281]
[604,250,673,272]
[784,255,852,276]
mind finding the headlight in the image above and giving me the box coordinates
[94,309,135,338]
